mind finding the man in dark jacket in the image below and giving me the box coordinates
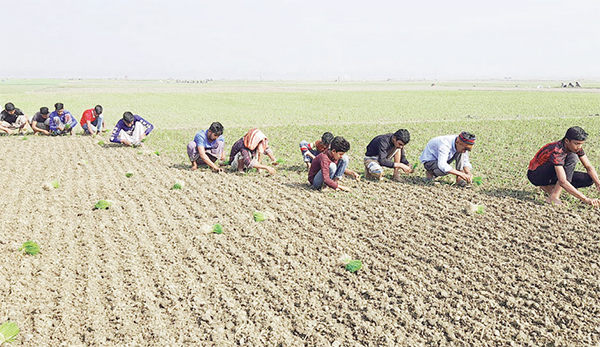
[364,129,413,181]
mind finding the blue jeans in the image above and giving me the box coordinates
[312,154,349,189]
[82,116,104,134]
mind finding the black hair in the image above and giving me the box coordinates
[4,102,15,111]
[564,126,588,142]
[40,107,49,115]
[94,105,103,115]
[54,102,64,110]
[209,122,224,136]
[123,111,135,124]
[321,132,334,145]
[393,129,410,144]
[330,136,350,153]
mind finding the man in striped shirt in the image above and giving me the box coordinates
[528,126,600,206]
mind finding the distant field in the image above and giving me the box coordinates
[2,78,600,196]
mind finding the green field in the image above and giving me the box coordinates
[2,78,599,202]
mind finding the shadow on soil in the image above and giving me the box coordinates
[479,187,542,203]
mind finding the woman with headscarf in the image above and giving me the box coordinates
[229,128,279,175]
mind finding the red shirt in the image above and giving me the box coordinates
[79,108,97,127]
[529,141,585,171]
[308,150,339,189]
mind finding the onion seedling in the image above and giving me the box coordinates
[340,255,362,273]
[0,321,19,344]
[19,241,40,256]
[153,151,160,156]
[253,211,267,222]
[98,140,105,146]
[212,224,223,234]
[51,180,59,189]
[125,172,134,178]
[473,176,483,186]
[94,200,113,210]
[172,182,184,190]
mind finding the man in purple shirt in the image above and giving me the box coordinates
[187,122,225,171]
[110,111,154,146]
[49,103,77,135]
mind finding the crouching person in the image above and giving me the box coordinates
[110,111,154,147]
[308,136,353,191]
[0,102,29,135]
[420,131,476,186]
[80,105,105,135]
[299,132,333,169]
[31,107,52,135]
[188,122,225,172]
[49,103,77,135]
[364,129,413,181]
[527,126,600,207]
[229,128,278,175]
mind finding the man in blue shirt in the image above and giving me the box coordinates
[419,131,475,186]
[110,112,154,146]
[49,103,78,135]
[187,122,225,172]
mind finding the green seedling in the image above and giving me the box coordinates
[125,172,134,178]
[340,255,362,273]
[51,180,60,189]
[141,138,147,142]
[253,211,267,222]
[212,224,223,234]
[276,158,285,164]
[0,321,19,344]
[412,162,419,170]
[98,140,105,146]
[64,123,71,130]
[476,205,485,214]
[153,151,160,156]
[19,241,40,256]
[172,182,183,190]
[222,160,230,166]
[473,176,483,186]
[94,200,113,210]
[22,136,27,141]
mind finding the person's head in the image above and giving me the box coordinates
[392,129,410,149]
[94,105,103,116]
[122,111,135,126]
[330,136,350,161]
[563,126,588,153]
[321,132,334,146]
[40,107,49,118]
[4,102,15,114]
[207,122,224,140]
[54,102,64,115]
[456,131,476,153]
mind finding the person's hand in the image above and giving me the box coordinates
[458,172,473,183]
[272,161,280,166]
[351,171,360,181]
[212,166,223,173]
[121,139,132,146]
[266,166,276,175]
[585,198,600,207]
[43,130,50,135]
[5,129,13,135]
[336,184,350,192]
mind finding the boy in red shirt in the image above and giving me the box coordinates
[308,136,359,191]
[528,126,600,206]
[80,105,105,135]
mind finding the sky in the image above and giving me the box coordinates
[1,0,599,80]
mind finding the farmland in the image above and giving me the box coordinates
[1,79,600,346]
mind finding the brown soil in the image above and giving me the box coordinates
[1,136,599,346]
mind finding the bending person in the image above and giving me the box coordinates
[49,103,77,135]
[110,111,154,147]
[364,129,413,181]
[0,102,29,135]
[229,128,278,175]
[420,131,476,186]
[188,122,225,172]
[528,126,600,207]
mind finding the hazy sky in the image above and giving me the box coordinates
[1,0,598,80]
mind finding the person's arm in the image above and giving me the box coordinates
[0,124,12,134]
[31,120,48,135]
[86,120,94,134]
[395,148,412,173]
[109,123,124,143]
[555,165,598,206]
[265,148,278,165]
[580,155,600,191]
[344,169,360,181]
[137,116,154,135]
[198,146,222,172]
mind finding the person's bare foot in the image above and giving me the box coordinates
[393,174,403,182]
[426,170,435,179]
[191,162,198,171]
[545,197,564,206]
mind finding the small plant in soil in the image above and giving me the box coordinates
[94,200,113,210]
[253,211,267,222]
[153,151,160,156]
[340,255,362,273]
[212,224,223,234]
[0,321,19,344]
[98,140,105,146]
[51,180,60,189]
[22,136,27,141]
[473,176,483,186]
[275,158,285,164]
[19,241,40,256]
[476,205,485,214]
[125,172,134,178]
[412,162,419,170]
[172,182,184,190]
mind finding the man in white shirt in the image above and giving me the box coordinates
[419,131,476,186]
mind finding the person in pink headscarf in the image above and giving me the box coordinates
[229,128,279,175]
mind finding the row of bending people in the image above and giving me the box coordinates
[188,123,600,207]
[1,102,154,147]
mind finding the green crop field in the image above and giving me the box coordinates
[2,78,599,202]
